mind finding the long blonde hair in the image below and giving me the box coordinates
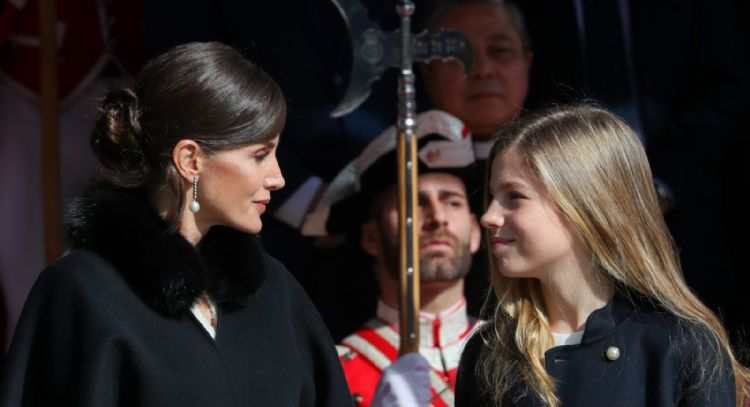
[478,105,749,406]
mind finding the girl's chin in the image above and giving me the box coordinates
[497,267,532,279]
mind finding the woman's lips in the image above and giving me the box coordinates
[255,200,270,214]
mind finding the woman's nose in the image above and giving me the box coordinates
[265,175,285,191]
[265,160,285,191]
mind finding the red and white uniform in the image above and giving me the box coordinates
[337,298,480,407]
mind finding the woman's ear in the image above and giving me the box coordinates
[172,139,203,181]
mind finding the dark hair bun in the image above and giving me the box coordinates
[90,88,148,183]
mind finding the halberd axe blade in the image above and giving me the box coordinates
[331,0,473,117]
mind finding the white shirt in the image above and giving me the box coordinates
[190,295,218,339]
[552,330,584,347]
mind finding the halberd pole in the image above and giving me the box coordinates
[39,0,62,263]
[395,0,420,354]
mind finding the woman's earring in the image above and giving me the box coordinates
[189,176,201,213]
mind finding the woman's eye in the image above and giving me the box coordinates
[254,152,269,162]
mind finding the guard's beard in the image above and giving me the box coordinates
[380,224,472,283]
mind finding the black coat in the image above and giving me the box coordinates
[455,292,736,406]
[0,184,353,407]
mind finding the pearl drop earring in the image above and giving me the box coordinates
[189,176,201,213]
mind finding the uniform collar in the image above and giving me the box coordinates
[376,297,472,348]
[473,139,494,160]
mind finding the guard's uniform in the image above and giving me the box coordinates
[337,298,480,407]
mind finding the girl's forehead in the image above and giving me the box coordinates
[492,148,530,177]
[490,148,548,192]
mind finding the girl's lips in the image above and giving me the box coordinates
[490,237,515,249]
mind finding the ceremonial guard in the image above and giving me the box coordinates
[337,298,478,407]
[305,110,482,406]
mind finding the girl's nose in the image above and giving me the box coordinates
[480,200,504,230]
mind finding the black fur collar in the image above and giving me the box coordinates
[64,183,265,316]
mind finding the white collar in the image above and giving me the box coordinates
[473,139,494,160]
[552,330,584,347]
[376,298,472,348]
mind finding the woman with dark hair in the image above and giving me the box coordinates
[0,42,352,407]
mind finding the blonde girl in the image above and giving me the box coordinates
[455,105,749,406]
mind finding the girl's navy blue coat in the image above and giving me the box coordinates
[456,292,736,406]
